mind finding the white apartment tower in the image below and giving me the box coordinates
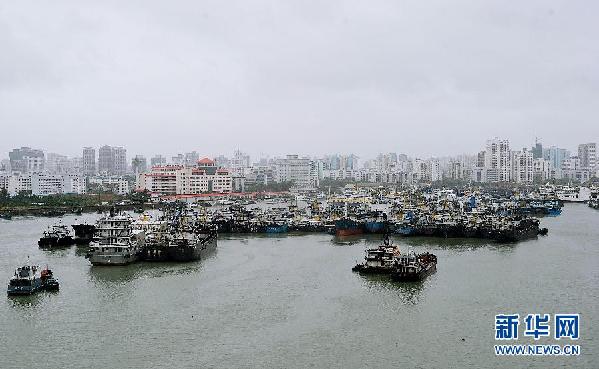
[484,138,511,182]
[511,149,534,184]
[274,155,319,188]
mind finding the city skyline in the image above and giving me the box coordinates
[2,1,599,159]
[1,137,596,166]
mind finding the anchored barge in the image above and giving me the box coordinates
[72,224,97,245]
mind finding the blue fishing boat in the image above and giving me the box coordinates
[546,207,562,216]
[393,223,416,236]
[363,221,387,234]
[265,224,289,233]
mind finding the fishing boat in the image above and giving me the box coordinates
[85,210,144,266]
[391,250,437,282]
[556,186,591,203]
[363,219,387,234]
[265,223,289,234]
[140,206,217,262]
[352,234,400,274]
[38,224,74,248]
[393,223,417,236]
[335,218,363,236]
[494,218,542,242]
[40,267,59,291]
[7,265,43,296]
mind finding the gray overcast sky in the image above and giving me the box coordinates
[1,0,598,161]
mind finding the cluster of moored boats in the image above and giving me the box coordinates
[35,206,217,266]
[151,187,556,242]
[85,207,217,266]
[352,234,437,282]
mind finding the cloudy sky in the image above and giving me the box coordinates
[1,0,598,161]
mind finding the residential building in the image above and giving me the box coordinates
[484,138,511,182]
[533,158,551,182]
[88,175,130,195]
[131,155,148,175]
[9,147,44,174]
[82,147,96,175]
[137,159,233,195]
[98,145,127,175]
[578,143,597,170]
[231,150,251,177]
[113,147,127,175]
[1,173,84,196]
[45,153,70,174]
[273,155,319,188]
[511,149,533,184]
[150,155,167,167]
[98,145,114,174]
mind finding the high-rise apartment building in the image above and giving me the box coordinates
[82,147,96,175]
[484,138,511,182]
[578,143,597,170]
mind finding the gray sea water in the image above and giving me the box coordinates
[0,204,597,368]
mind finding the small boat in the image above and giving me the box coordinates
[7,265,43,296]
[391,250,437,282]
[40,267,59,291]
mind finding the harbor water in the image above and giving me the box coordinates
[0,204,597,368]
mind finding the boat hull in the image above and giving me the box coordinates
[38,236,74,248]
[363,221,387,234]
[88,253,139,266]
[7,280,43,296]
[265,224,289,234]
[352,265,394,274]
[392,263,436,282]
[335,219,363,237]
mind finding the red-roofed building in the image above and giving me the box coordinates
[197,158,215,165]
